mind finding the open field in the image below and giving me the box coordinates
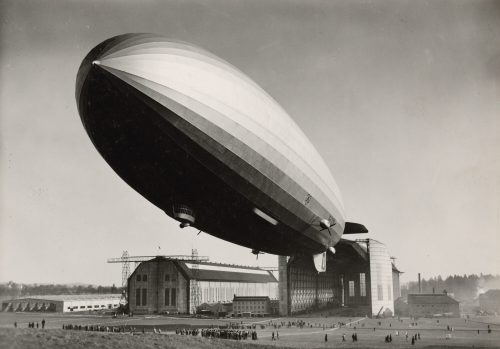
[1,313,500,348]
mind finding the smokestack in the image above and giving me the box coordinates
[418,273,421,293]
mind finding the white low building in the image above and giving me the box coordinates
[2,294,122,313]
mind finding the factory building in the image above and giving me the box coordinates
[279,239,399,317]
[407,292,460,317]
[128,257,278,314]
[1,294,122,313]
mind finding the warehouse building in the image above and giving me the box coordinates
[1,294,122,313]
[407,292,460,317]
[128,257,278,314]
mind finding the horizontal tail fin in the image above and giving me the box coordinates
[344,222,368,235]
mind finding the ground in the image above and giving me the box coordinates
[1,312,499,348]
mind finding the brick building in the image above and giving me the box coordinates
[233,296,271,316]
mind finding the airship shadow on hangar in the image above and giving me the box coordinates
[75,34,367,271]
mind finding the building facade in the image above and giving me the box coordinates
[1,294,122,313]
[407,292,460,317]
[233,296,271,316]
[128,257,278,314]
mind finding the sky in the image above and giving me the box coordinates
[0,0,499,286]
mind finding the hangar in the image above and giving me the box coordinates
[128,257,278,314]
[126,239,399,317]
[1,294,122,313]
[279,239,400,316]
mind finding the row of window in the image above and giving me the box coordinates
[136,273,177,282]
[136,288,148,306]
[348,273,367,297]
[136,274,148,282]
[67,304,116,310]
[164,288,177,306]
[234,305,266,310]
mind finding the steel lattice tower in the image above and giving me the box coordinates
[190,249,201,314]
[121,251,130,292]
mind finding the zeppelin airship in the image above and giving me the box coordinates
[76,33,367,271]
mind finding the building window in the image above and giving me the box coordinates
[143,275,148,282]
[377,285,383,301]
[349,281,355,297]
[165,274,170,282]
[136,288,141,306]
[165,289,170,306]
[387,285,392,300]
[171,288,176,306]
[359,273,366,297]
[142,288,147,306]
[136,274,141,282]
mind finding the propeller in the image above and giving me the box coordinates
[317,218,336,236]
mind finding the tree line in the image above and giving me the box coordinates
[0,282,123,299]
[401,273,500,301]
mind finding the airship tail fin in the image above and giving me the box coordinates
[313,251,327,273]
[344,222,368,235]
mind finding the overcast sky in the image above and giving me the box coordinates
[1,0,499,286]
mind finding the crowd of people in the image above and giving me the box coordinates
[175,327,259,340]
[62,324,136,333]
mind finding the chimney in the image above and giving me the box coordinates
[418,273,421,294]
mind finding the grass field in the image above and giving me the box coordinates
[1,312,500,348]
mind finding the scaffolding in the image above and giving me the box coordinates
[190,249,201,314]
[121,251,130,291]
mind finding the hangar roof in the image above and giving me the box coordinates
[408,294,459,305]
[175,260,278,283]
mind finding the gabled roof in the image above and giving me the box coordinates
[408,294,459,305]
[174,260,278,283]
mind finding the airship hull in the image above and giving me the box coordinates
[76,34,347,256]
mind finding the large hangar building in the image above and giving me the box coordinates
[127,239,399,317]
[279,239,400,317]
[128,257,278,314]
